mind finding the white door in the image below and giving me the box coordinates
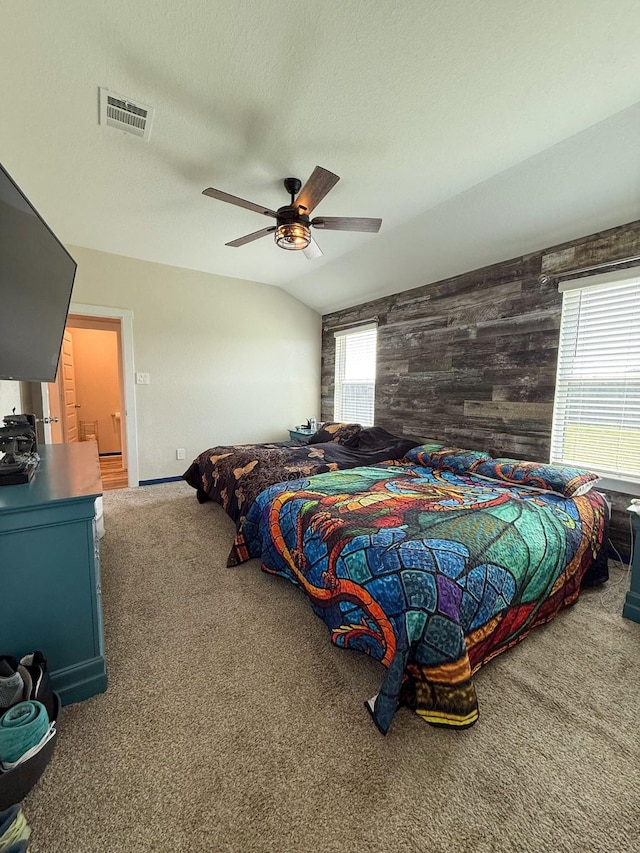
[45,362,65,443]
[61,330,80,442]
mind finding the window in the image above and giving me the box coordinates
[334,324,377,426]
[550,269,640,486]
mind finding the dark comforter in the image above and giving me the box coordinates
[228,462,608,733]
[183,427,419,528]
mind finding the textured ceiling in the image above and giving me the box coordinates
[2,0,640,314]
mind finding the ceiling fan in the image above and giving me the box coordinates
[202,166,382,259]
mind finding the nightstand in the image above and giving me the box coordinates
[623,508,640,624]
[289,427,314,443]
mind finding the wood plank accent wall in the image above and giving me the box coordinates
[321,219,640,558]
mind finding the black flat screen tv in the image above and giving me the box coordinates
[0,163,77,382]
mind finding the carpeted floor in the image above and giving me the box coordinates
[25,481,640,852]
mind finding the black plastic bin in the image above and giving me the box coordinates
[0,692,60,809]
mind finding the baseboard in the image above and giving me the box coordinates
[139,476,184,486]
[622,590,640,624]
[51,656,108,705]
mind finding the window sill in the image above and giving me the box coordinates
[593,476,640,498]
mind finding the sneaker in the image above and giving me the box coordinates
[0,806,20,840]
[0,658,28,712]
[19,652,54,719]
[0,805,31,851]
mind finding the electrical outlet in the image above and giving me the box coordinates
[176,448,186,460]
[136,372,150,385]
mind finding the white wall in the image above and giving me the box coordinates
[67,246,321,481]
[0,381,22,417]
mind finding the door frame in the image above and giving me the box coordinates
[42,303,139,487]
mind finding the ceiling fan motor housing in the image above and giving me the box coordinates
[276,205,310,228]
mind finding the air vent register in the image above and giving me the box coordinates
[99,87,153,140]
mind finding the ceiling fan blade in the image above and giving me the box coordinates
[225,226,276,247]
[311,216,382,233]
[202,187,277,218]
[303,236,323,259]
[295,166,340,216]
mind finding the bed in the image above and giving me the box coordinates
[228,447,609,734]
[183,424,419,528]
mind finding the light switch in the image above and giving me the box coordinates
[136,372,150,385]
[176,448,186,460]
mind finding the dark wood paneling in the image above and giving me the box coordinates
[322,218,640,559]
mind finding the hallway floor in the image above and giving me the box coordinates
[99,454,128,490]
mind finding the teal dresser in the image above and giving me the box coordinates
[0,442,107,704]
[623,510,640,624]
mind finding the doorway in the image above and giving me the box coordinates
[38,302,139,488]
[47,316,127,488]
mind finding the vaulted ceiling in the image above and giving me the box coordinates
[2,1,640,313]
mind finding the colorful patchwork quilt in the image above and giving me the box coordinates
[228,463,608,733]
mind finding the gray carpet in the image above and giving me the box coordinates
[25,482,640,852]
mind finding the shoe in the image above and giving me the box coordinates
[19,653,54,719]
[0,805,31,852]
[0,807,20,840]
[0,659,29,712]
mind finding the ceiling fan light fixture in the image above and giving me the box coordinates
[275,221,311,251]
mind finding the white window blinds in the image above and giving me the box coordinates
[550,271,640,483]
[334,324,377,426]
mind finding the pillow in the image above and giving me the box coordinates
[356,426,420,452]
[404,442,444,466]
[356,425,397,449]
[307,422,362,447]
[473,458,600,497]
[427,447,493,475]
